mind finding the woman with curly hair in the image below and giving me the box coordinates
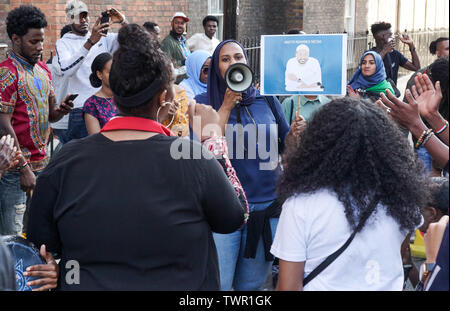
[26,24,245,290]
[271,97,428,291]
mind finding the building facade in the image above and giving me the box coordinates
[1,0,449,63]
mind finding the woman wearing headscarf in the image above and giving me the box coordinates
[195,40,303,291]
[26,24,245,291]
[179,50,211,101]
[347,50,396,101]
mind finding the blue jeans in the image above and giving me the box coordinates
[66,108,88,142]
[53,128,69,145]
[213,200,279,291]
[0,171,27,235]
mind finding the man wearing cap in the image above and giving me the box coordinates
[161,12,191,84]
[54,0,127,142]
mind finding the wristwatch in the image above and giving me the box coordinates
[422,262,436,278]
[416,262,436,291]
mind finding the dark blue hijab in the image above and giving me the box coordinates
[205,39,257,110]
[348,51,387,90]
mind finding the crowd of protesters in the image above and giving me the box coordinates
[0,0,448,292]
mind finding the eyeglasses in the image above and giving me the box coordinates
[201,67,209,74]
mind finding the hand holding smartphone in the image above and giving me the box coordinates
[65,94,78,105]
[101,11,110,35]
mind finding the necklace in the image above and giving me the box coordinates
[96,91,114,106]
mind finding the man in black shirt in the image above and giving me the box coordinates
[370,22,421,85]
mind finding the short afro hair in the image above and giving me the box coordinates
[6,5,47,40]
[429,37,449,55]
[370,22,391,36]
[202,15,219,27]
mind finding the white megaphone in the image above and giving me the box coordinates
[224,63,254,93]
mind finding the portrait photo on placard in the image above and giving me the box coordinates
[261,34,347,96]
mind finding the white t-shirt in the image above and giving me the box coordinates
[285,57,322,92]
[54,32,119,109]
[270,189,407,291]
[48,58,69,129]
[187,33,220,55]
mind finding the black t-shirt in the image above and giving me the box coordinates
[371,48,408,85]
[27,133,245,290]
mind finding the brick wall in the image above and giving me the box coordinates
[236,0,304,39]
[0,0,189,62]
[186,1,208,37]
[355,0,369,35]
[303,0,346,34]
[0,0,11,56]
[284,0,304,33]
[236,0,266,39]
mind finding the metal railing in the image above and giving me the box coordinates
[242,29,449,83]
[241,37,262,83]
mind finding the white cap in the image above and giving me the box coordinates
[65,0,88,24]
[171,12,189,22]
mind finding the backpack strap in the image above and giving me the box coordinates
[263,96,283,153]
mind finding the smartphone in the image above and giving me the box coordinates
[101,11,109,35]
[65,94,78,104]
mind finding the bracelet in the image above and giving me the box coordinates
[435,120,449,135]
[410,47,416,52]
[16,161,29,171]
[87,38,95,46]
[422,131,434,147]
[415,128,433,149]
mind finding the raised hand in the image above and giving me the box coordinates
[411,73,442,119]
[107,7,126,24]
[89,17,109,44]
[398,32,414,46]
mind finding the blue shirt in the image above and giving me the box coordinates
[196,91,290,203]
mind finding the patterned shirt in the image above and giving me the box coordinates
[0,52,54,171]
[82,95,118,128]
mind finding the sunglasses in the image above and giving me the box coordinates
[201,67,209,74]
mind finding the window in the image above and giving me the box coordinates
[208,0,224,41]
[345,0,356,34]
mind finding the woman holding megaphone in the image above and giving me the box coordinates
[195,40,304,291]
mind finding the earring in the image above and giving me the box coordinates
[156,101,176,127]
